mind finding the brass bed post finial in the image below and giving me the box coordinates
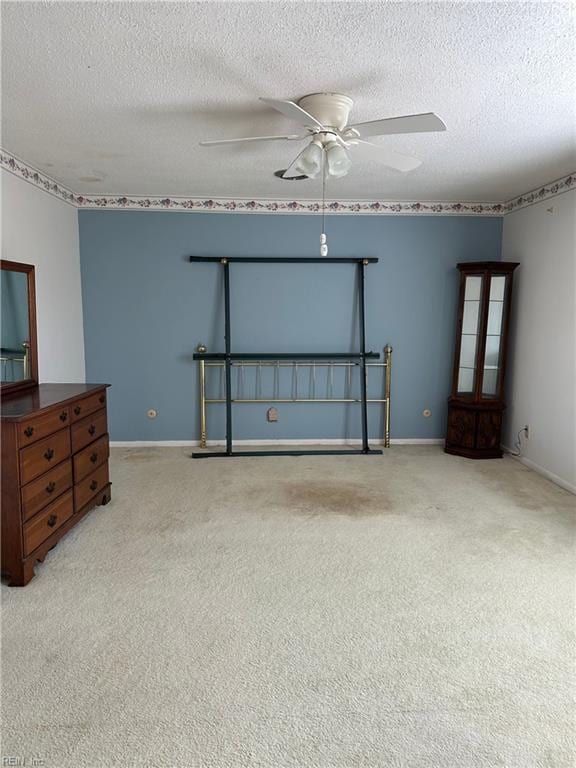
[197,344,207,448]
[384,345,392,448]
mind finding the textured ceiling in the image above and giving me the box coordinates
[2,1,575,201]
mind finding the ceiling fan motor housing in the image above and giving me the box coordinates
[298,93,353,132]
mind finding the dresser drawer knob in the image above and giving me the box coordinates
[74,406,81,416]
[99,395,105,404]
[44,448,55,461]
[46,481,56,494]
[24,426,34,437]
[47,514,58,528]
[60,411,68,422]
[90,480,98,491]
[88,425,96,436]
[90,452,98,463]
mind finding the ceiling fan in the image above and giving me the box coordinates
[199,92,446,179]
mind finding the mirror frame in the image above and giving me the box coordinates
[1,260,38,396]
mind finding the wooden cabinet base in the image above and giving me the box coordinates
[445,400,504,460]
[5,483,111,586]
[445,443,503,460]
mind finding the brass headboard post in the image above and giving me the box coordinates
[197,343,207,448]
[384,345,393,448]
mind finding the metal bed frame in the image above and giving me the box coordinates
[196,347,392,451]
[190,256,389,458]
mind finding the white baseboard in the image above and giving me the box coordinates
[110,441,199,447]
[110,438,444,448]
[389,439,444,445]
[502,446,576,495]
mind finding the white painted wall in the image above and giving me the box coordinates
[1,169,85,382]
[502,189,576,493]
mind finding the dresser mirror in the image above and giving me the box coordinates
[1,260,38,394]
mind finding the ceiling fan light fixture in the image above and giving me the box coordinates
[288,139,323,179]
[325,141,352,178]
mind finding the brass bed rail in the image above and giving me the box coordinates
[196,344,392,449]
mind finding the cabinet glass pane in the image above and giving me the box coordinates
[484,335,501,368]
[464,276,482,301]
[487,300,503,335]
[459,334,477,368]
[462,301,480,334]
[462,276,482,335]
[458,276,482,393]
[482,368,498,396]
[457,367,475,392]
[482,276,506,397]
[490,275,506,301]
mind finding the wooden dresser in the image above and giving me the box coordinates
[1,383,111,586]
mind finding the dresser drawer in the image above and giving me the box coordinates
[21,460,73,522]
[70,390,107,423]
[19,429,71,485]
[74,435,109,482]
[23,490,74,557]
[71,409,107,453]
[75,463,109,510]
[18,407,70,447]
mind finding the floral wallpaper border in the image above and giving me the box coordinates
[2,149,574,216]
[502,173,575,213]
[1,151,80,207]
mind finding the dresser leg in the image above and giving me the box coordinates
[8,560,35,587]
[100,486,112,506]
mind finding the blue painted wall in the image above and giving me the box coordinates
[78,211,502,441]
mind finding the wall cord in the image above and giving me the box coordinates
[509,426,528,457]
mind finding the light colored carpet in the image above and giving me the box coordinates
[1,446,575,768]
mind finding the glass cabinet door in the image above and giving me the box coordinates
[482,275,506,397]
[457,275,482,394]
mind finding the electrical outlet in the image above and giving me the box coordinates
[267,407,278,423]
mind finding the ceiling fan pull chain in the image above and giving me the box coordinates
[320,151,328,257]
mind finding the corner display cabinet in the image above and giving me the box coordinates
[445,261,519,459]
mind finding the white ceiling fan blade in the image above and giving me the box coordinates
[259,97,326,130]
[350,139,422,172]
[347,112,446,139]
[199,134,304,146]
